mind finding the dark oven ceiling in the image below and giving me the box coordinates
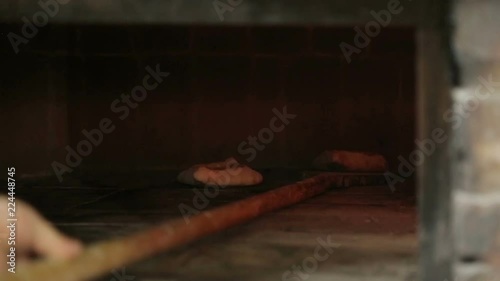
[1,0,419,25]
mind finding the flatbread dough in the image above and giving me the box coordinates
[177,157,263,187]
[312,150,388,172]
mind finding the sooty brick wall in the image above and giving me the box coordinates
[0,24,415,175]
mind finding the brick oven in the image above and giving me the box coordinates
[0,1,499,281]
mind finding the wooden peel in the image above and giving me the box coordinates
[1,173,383,281]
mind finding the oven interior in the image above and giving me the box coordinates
[1,23,417,281]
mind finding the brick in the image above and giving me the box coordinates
[46,56,71,162]
[58,56,86,111]
[455,191,500,258]
[312,27,359,55]
[0,54,50,104]
[458,60,500,90]
[460,95,500,192]
[343,58,402,101]
[0,53,68,175]
[369,27,415,56]
[136,25,191,53]
[284,56,342,102]
[138,55,192,103]
[190,55,251,102]
[455,0,500,61]
[83,56,139,97]
[251,27,308,54]
[78,25,133,54]
[47,56,73,103]
[193,26,248,53]
[250,57,282,100]
[27,25,78,54]
[0,23,22,54]
[453,61,500,195]
[314,27,415,61]
[456,264,499,281]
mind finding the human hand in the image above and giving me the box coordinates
[0,196,82,271]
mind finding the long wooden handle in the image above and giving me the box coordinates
[1,173,375,281]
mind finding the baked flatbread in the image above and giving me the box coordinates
[312,150,388,172]
[177,157,263,186]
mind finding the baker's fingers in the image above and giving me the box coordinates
[32,216,83,260]
[5,196,83,261]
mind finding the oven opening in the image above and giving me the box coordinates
[1,22,419,281]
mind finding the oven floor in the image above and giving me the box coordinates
[18,170,417,281]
